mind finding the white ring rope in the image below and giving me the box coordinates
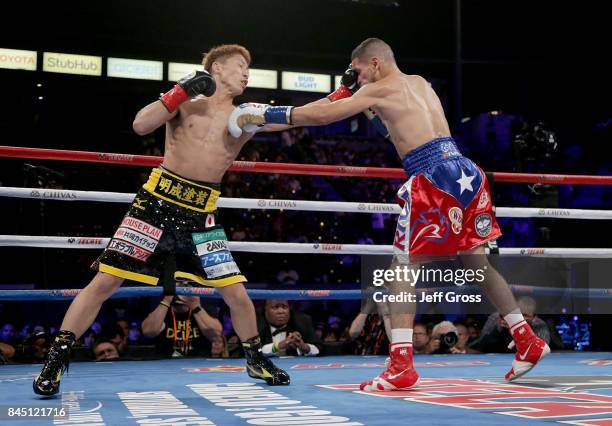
[1,186,611,220]
[1,235,610,258]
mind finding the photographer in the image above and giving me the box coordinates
[427,321,462,354]
[142,295,222,357]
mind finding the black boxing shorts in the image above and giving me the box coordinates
[92,167,246,287]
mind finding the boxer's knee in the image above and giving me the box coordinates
[90,272,123,298]
[218,282,252,309]
[460,244,490,270]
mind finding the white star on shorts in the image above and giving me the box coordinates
[456,169,475,195]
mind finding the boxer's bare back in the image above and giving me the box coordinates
[289,54,452,160]
[356,71,452,158]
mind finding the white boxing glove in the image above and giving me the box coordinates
[227,103,267,138]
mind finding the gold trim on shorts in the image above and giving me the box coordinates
[100,264,246,288]
[99,263,159,285]
[143,168,220,213]
[175,271,247,287]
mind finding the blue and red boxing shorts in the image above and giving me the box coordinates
[393,137,501,262]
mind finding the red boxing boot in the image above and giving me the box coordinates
[505,320,550,381]
[360,343,420,391]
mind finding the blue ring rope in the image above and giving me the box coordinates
[0,286,610,301]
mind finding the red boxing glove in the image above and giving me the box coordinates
[327,84,353,102]
[160,85,190,113]
[160,70,216,113]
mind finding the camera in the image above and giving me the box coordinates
[438,331,458,352]
[513,120,558,168]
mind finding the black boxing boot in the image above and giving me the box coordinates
[242,336,290,386]
[33,330,76,396]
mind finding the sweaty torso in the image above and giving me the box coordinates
[161,99,249,183]
[372,73,451,158]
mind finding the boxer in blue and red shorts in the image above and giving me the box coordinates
[393,137,500,261]
[231,37,550,391]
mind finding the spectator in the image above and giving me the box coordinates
[92,339,120,361]
[258,300,320,357]
[0,323,18,345]
[14,331,50,363]
[0,341,15,361]
[141,295,222,358]
[470,296,552,354]
[80,328,97,348]
[277,268,299,285]
[116,319,130,350]
[211,335,230,358]
[323,316,349,343]
[349,300,391,355]
[454,323,470,354]
[99,323,127,355]
[428,321,460,354]
[465,317,482,340]
[412,323,430,354]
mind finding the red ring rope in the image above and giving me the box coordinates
[1,145,611,185]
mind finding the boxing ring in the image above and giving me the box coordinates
[1,145,612,425]
[1,353,611,425]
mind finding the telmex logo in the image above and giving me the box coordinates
[189,288,215,295]
[77,238,103,245]
[97,153,134,162]
[307,290,330,297]
[321,244,342,250]
[527,248,545,254]
[232,161,256,168]
[336,166,367,174]
[521,248,545,255]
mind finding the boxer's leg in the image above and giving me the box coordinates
[460,245,518,315]
[461,244,550,380]
[34,272,124,396]
[217,282,257,341]
[217,282,290,386]
[61,272,124,338]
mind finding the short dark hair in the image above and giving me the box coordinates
[351,37,395,62]
[202,44,251,72]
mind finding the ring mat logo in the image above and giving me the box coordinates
[320,378,612,422]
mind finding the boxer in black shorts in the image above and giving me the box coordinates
[34,44,289,396]
[94,167,246,288]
